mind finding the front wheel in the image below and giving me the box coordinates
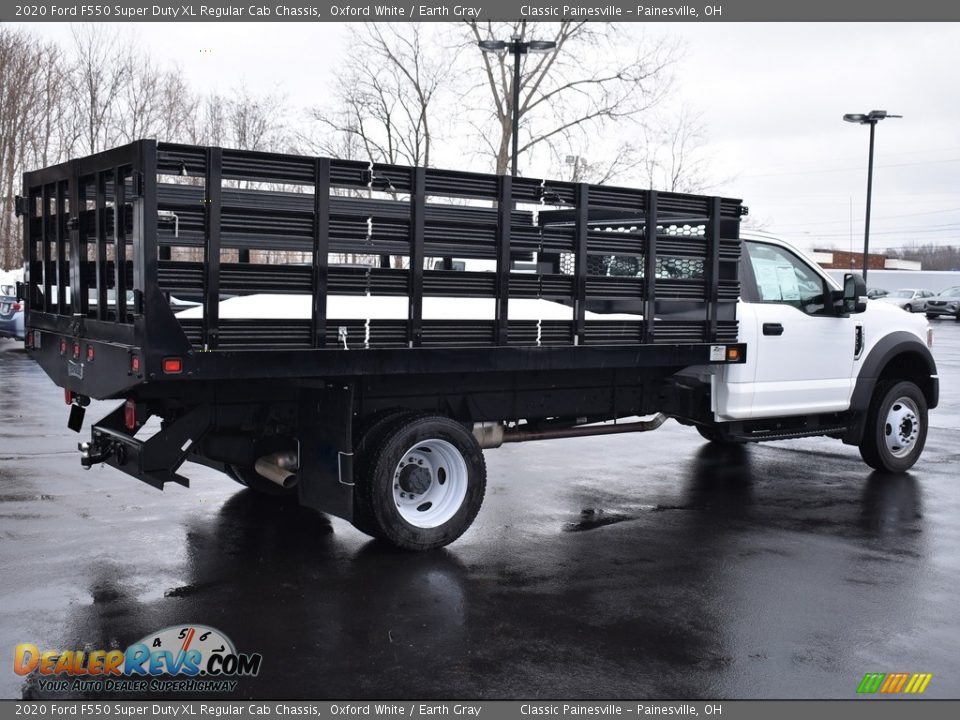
[926,314,938,320]
[859,381,928,473]
[904,304,913,312]
[354,415,486,551]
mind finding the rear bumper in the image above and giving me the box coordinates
[25,323,144,400]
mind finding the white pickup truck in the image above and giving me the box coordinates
[679,233,938,474]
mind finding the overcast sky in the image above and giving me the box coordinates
[16,21,960,253]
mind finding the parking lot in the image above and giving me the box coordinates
[1,321,959,700]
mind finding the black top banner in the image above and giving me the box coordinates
[2,0,960,22]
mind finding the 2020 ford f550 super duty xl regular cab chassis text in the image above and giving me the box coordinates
[16,141,938,550]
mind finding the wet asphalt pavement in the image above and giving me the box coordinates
[1,323,959,700]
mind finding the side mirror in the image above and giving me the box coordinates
[843,273,868,314]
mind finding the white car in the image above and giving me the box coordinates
[877,288,935,312]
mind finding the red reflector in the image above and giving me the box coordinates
[72,343,81,359]
[124,400,137,431]
[86,345,95,362]
[131,355,141,373]
[162,357,183,374]
[12,302,21,313]
[64,389,74,406]
[59,338,67,356]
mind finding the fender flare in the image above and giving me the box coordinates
[842,331,939,444]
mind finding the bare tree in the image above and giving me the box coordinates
[551,143,649,185]
[0,29,75,269]
[68,26,132,154]
[306,25,459,168]
[0,28,37,268]
[466,21,678,176]
[638,106,711,193]
[118,56,197,144]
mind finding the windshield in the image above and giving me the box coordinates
[890,290,915,298]
[939,287,960,297]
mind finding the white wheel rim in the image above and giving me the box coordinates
[884,396,921,459]
[392,439,468,529]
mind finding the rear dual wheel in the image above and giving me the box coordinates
[354,414,486,551]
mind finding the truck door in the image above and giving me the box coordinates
[737,240,855,418]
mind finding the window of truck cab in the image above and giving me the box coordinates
[742,241,834,316]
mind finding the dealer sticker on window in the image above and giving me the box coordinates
[710,345,726,361]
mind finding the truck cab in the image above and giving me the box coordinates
[688,233,937,473]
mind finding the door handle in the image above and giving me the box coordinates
[763,322,784,336]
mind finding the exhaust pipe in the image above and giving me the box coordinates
[254,450,299,489]
[473,414,667,449]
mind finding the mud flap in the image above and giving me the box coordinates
[297,384,354,522]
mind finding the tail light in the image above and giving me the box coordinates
[86,345,95,362]
[12,302,21,313]
[72,342,81,360]
[124,399,138,431]
[59,338,67,356]
[130,355,141,374]
[162,357,183,374]
[64,389,75,405]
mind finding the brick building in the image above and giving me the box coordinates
[812,249,921,272]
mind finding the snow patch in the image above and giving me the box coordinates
[175,294,642,321]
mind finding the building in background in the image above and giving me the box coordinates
[813,249,921,272]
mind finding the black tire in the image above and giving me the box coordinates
[696,424,745,445]
[226,463,296,497]
[926,314,938,320]
[859,380,928,473]
[352,409,421,538]
[355,414,486,551]
[904,304,913,312]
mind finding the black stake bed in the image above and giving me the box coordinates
[22,140,746,401]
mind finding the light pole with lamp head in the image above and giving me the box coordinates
[842,110,902,281]
[478,36,557,177]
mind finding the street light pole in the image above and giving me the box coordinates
[511,40,522,178]
[478,35,558,177]
[843,110,902,282]
[863,120,876,282]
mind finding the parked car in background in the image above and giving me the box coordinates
[0,284,25,341]
[878,288,935,312]
[925,286,960,320]
[867,287,889,299]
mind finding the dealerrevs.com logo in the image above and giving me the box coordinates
[15,625,262,693]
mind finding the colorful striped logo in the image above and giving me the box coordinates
[857,672,933,695]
